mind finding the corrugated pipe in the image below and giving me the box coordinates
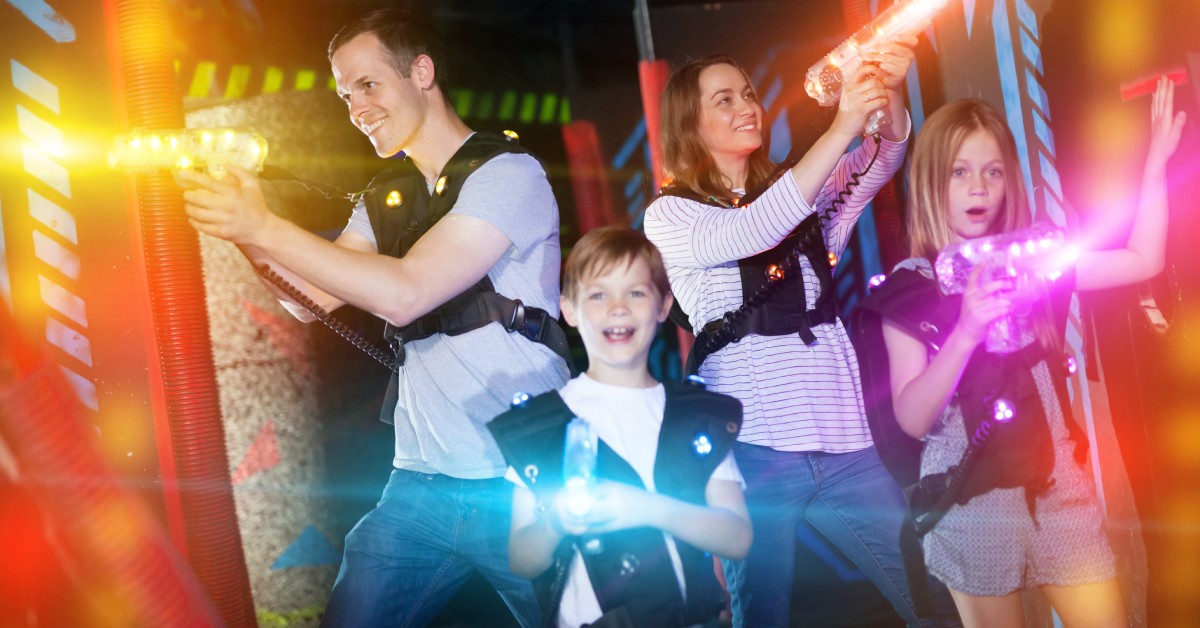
[104,0,256,625]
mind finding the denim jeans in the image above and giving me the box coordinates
[321,469,540,628]
[722,444,958,628]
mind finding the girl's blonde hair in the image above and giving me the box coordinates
[660,55,776,200]
[906,99,1031,259]
[908,99,1060,352]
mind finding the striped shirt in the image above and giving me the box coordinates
[644,132,907,452]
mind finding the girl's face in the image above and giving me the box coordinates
[946,129,1007,242]
[696,64,764,168]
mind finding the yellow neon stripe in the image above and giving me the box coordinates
[294,69,315,91]
[262,66,284,94]
[189,61,217,98]
[224,64,251,99]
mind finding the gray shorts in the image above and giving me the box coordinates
[923,444,1117,596]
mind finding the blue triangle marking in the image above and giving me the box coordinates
[271,525,342,570]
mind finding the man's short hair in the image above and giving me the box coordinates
[562,226,671,302]
[328,8,448,91]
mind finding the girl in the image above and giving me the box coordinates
[878,79,1183,626]
[644,44,956,626]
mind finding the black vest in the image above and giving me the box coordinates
[487,381,742,627]
[364,132,531,347]
[658,185,838,374]
[849,265,1088,503]
[364,133,571,421]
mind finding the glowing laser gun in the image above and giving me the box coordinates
[108,128,268,178]
[563,417,603,554]
[934,224,1079,354]
[805,0,948,135]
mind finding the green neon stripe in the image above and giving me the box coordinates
[475,92,495,120]
[450,88,473,118]
[498,91,518,121]
[538,93,557,124]
[519,93,537,123]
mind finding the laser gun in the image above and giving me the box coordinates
[934,224,1079,354]
[805,0,948,135]
[108,128,268,178]
[563,417,603,554]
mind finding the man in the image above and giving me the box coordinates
[177,8,570,627]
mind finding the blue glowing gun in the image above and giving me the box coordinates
[563,417,603,554]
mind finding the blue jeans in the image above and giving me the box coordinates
[321,469,540,628]
[722,444,958,628]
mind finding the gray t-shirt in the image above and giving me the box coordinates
[344,149,570,478]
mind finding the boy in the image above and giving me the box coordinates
[488,226,752,627]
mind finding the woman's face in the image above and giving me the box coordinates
[696,63,764,170]
[946,128,1007,242]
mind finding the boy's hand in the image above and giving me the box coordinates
[552,482,654,536]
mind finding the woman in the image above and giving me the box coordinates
[644,42,955,627]
[875,80,1183,626]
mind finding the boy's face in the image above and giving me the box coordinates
[561,256,673,385]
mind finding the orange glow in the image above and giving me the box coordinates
[1093,0,1152,76]
[1161,404,1200,471]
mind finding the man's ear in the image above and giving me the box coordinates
[412,54,436,90]
[657,292,675,324]
[560,296,578,328]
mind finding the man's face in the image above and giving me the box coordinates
[332,33,426,158]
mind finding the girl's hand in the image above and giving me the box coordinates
[833,64,889,137]
[955,264,1014,346]
[1147,75,1186,169]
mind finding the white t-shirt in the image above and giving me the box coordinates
[506,375,743,628]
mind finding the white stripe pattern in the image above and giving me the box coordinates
[645,134,907,452]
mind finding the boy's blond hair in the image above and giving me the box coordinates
[562,226,671,302]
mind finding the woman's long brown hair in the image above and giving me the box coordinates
[660,55,776,201]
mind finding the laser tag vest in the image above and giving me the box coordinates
[363,132,572,421]
[848,265,1089,512]
[659,177,838,375]
[487,380,743,628]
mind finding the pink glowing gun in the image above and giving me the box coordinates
[805,0,949,135]
[934,224,1078,353]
